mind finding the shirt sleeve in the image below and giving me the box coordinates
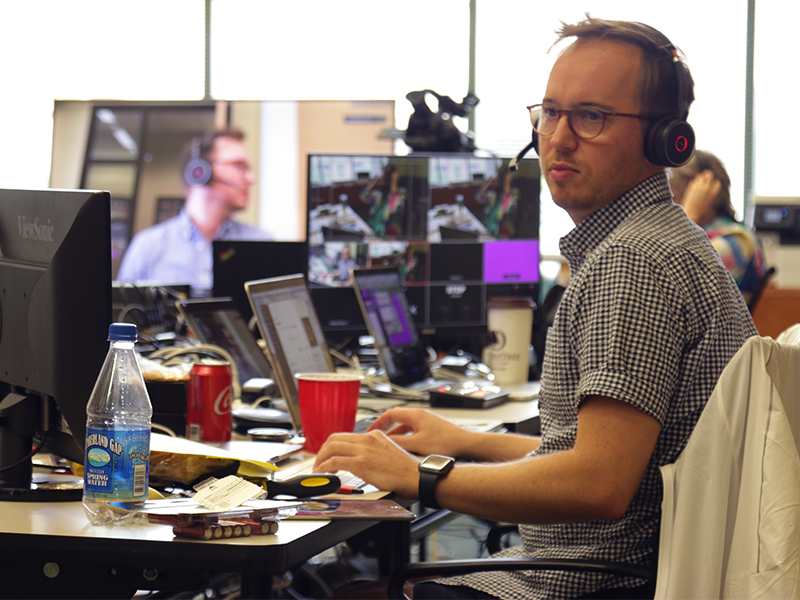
[569,245,691,423]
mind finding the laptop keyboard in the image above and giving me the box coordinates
[353,415,379,433]
[336,470,367,489]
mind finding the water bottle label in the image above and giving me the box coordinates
[84,427,150,499]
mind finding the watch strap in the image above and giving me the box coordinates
[418,469,443,510]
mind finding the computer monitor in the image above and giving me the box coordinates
[306,154,541,344]
[212,240,309,324]
[0,188,112,500]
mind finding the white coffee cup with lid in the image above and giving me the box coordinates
[484,296,535,386]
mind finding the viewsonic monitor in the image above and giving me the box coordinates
[0,188,112,500]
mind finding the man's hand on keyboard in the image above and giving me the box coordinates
[313,429,420,500]
[367,407,473,457]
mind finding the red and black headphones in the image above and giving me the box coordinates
[511,25,695,170]
[641,24,695,167]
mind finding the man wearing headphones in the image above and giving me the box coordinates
[314,16,756,600]
[118,129,272,297]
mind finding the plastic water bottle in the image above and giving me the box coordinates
[83,323,152,526]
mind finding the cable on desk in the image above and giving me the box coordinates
[147,343,242,402]
[151,422,178,437]
[0,430,49,473]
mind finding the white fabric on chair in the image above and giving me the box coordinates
[656,336,800,599]
[777,323,800,345]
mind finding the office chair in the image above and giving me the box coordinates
[747,265,776,313]
[387,556,654,599]
[388,336,800,600]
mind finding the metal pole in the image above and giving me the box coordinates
[204,0,212,100]
[743,0,756,220]
[468,0,477,135]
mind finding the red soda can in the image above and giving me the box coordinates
[186,360,233,442]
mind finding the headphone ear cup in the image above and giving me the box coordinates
[645,117,695,167]
[531,127,540,157]
[184,156,213,186]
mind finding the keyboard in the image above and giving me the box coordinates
[336,470,367,490]
[353,415,378,433]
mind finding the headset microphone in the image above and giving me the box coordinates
[510,107,540,171]
[509,136,537,171]
[209,176,245,189]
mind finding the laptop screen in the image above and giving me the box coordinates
[351,267,431,386]
[175,297,273,385]
[245,274,334,433]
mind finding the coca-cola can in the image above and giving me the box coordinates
[186,360,233,442]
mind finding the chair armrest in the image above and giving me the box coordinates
[485,523,518,554]
[387,557,656,600]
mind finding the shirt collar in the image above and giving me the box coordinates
[559,172,673,272]
[177,208,233,241]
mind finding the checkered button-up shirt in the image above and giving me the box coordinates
[443,173,757,599]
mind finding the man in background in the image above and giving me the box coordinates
[118,129,272,296]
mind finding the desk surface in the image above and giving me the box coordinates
[0,498,323,543]
[1,398,538,598]
[368,391,538,434]
[427,396,540,435]
[0,498,406,598]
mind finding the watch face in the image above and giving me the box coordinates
[420,454,454,473]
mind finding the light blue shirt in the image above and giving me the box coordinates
[117,210,272,296]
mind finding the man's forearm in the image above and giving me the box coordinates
[454,429,540,462]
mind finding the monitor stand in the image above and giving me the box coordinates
[0,392,83,502]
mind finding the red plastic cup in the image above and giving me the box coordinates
[295,373,363,453]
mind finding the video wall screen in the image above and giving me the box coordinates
[306,154,541,334]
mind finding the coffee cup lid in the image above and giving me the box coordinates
[486,296,535,310]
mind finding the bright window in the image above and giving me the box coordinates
[0,0,794,258]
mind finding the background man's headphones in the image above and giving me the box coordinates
[183,137,213,186]
[510,25,695,170]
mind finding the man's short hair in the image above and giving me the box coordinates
[555,15,695,121]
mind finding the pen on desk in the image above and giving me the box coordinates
[338,486,364,494]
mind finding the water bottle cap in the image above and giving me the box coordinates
[108,322,138,341]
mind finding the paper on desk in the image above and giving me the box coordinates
[193,475,266,511]
[109,497,299,517]
[150,433,279,481]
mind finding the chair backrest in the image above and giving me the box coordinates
[747,266,776,314]
[655,336,800,599]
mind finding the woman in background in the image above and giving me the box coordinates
[670,149,766,303]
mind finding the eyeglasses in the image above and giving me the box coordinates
[212,160,253,173]
[527,103,650,140]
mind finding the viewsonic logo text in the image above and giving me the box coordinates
[18,216,55,242]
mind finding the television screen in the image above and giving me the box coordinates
[306,154,541,338]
